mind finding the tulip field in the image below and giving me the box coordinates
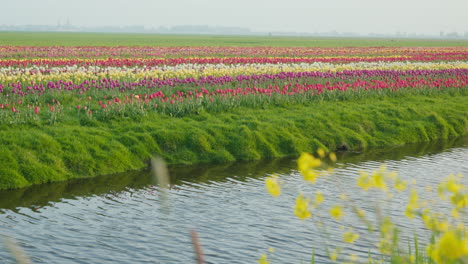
[0,41,468,189]
[0,46,468,124]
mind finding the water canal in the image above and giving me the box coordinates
[1,137,467,263]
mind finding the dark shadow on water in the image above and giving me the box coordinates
[0,136,466,211]
[336,135,467,164]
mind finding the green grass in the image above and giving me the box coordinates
[1,136,465,209]
[0,93,467,190]
[1,32,467,47]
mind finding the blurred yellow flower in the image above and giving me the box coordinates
[315,191,324,206]
[377,239,392,255]
[405,207,416,219]
[445,174,464,193]
[258,253,269,264]
[294,194,311,220]
[380,217,395,237]
[330,205,344,220]
[355,208,366,219]
[394,178,407,192]
[451,193,468,209]
[427,230,468,263]
[297,152,324,183]
[317,148,326,158]
[452,208,459,219]
[329,250,338,262]
[405,189,419,219]
[357,171,372,191]
[298,152,321,171]
[356,165,397,192]
[371,172,387,191]
[378,217,397,254]
[437,221,449,232]
[265,176,281,197]
[303,170,319,183]
[343,231,360,244]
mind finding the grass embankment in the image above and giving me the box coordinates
[0,93,467,190]
[1,136,465,210]
[1,32,468,47]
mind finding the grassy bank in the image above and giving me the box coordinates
[1,135,465,210]
[0,93,467,190]
[1,32,468,47]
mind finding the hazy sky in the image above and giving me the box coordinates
[2,0,467,34]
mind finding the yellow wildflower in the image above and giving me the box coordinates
[317,148,326,158]
[314,191,324,205]
[371,172,387,191]
[298,152,321,171]
[405,189,419,219]
[452,208,459,219]
[405,206,416,219]
[437,174,466,205]
[422,209,432,227]
[378,217,397,254]
[427,230,468,263]
[409,189,419,204]
[451,193,468,209]
[394,178,407,192]
[330,205,344,220]
[446,175,463,193]
[377,239,392,255]
[437,186,447,200]
[357,164,397,192]
[329,152,337,162]
[380,217,395,237]
[294,194,311,220]
[437,221,449,232]
[357,171,372,191]
[329,249,338,262]
[258,253,269,264]
[352,208,364,219]
[297,152,321,183]
[303,170,319,183]
[343,231,360,244]
[265,176,281,197]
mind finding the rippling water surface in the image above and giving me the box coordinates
[1,137,467,264]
